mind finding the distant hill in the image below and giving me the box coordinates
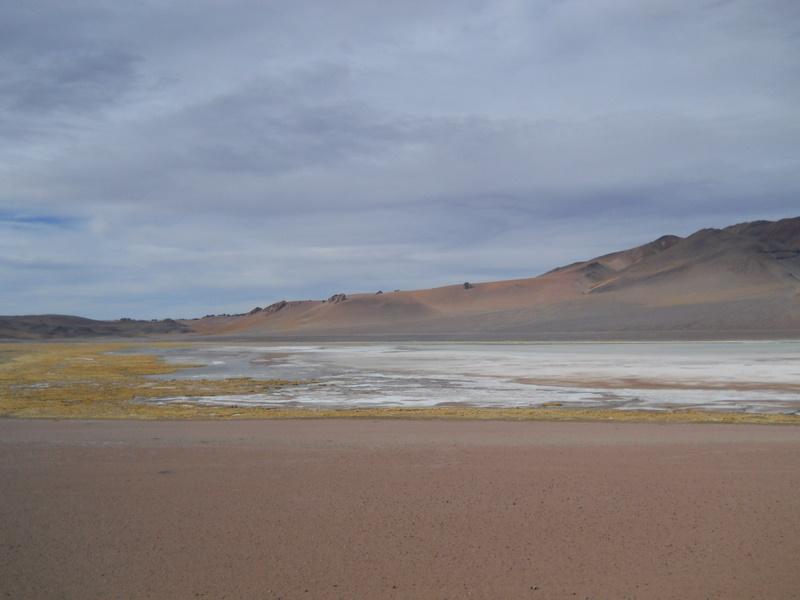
[0,315,189,340]
[3,216,800,340]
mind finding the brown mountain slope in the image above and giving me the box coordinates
[191,216,800,339]
[4,217,799,341]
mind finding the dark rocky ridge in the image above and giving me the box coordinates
[0,315,190,340]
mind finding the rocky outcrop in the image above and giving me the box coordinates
[264,300,288,314]
[326,294,348,304]
[580,261,615,282]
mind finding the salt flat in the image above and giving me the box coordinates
[147,341,800,413]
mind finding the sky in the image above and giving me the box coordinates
[1,0,799,319]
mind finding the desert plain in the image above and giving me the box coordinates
[2,419,800,599]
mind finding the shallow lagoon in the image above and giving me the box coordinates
[147,341,800,413]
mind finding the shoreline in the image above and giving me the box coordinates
[3,406,800,425]
[5,333,800,343]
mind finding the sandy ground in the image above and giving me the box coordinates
[1,420,799,599]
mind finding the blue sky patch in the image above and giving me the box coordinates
[0,212,80,228]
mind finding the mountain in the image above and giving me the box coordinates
[190,216,800,340]
[3,216,800,341]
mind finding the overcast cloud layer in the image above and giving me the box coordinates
[1,0,799,319]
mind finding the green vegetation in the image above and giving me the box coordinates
[1,342,798,424]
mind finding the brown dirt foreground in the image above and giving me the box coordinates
[1,420,799,600]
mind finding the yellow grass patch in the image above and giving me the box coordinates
[0,342,300,419]
[0,342,798,424]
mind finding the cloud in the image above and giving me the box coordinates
[0,50,141,116]
[0,0,798,318]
